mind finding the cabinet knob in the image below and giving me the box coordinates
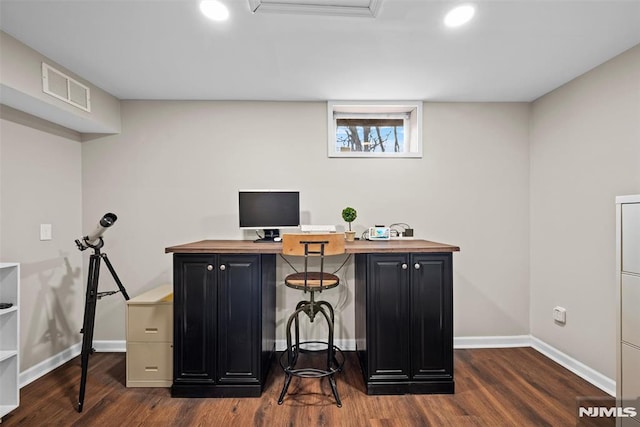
[414,263,421,270]
[402,263,408,270]
[207,265,214,271]
[219,265,226,271]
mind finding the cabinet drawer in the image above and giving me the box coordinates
[622,273,640,347]
[127,342,172,386]
[621,343,640,424]
[127,304,172,342]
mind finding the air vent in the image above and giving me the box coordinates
[248,0,382,17]
[42,62,91,112]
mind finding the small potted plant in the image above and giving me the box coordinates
[341,207,357,242]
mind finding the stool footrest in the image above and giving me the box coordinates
[279,340,345,378]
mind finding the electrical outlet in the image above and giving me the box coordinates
[553,306,566,324]
[40,224,52,241]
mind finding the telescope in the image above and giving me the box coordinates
[73,211,129,412]
[75,213,117,250]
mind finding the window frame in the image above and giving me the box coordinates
[327,101,423,158]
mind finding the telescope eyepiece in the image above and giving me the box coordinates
[99,213,117,228]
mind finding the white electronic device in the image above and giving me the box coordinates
[368,226,391,240]
[301,224,337,233]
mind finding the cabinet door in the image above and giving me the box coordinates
[621,273,640,348]
[217,255,261,384]
[173,254,216,384]
[622,203,640,274]
[367,254,410,381]
[410,254,453,381]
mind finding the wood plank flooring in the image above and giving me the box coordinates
[1,348,613,426]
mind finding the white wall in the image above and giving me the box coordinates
[4,38,637,379]
[81,100,531,344]
[0,106,84,371]
[5,37,637,377]
[530,44,640,378]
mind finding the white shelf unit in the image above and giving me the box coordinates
[0,263,20,420]
[616,196,640,427]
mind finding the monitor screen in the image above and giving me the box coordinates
[238,190,300,236]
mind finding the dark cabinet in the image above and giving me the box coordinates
[355,253,454,394]
[172,253,276,397]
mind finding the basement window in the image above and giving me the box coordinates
[328,101,422,158]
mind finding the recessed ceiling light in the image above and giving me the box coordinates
[444,4,475,28]
[200,0,229,21]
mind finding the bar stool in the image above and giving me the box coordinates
[278,233,346,407]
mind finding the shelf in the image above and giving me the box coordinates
[0,351,17,363]
[0,306,17,317]
[0,262,19,418]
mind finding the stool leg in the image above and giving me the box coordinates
[279,305,307,404]
[294,308,301,357]
[328,374,342,408]
[278,372,293,405]
[286,306,306,366]
[316,305,334,371]
[318,300,335,325]
[316,305,341,407]
[319,301,341,370]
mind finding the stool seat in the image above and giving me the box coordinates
[285,272,340,290]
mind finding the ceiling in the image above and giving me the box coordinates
[1,0,639,102]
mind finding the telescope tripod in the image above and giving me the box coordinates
[77,238,129,413]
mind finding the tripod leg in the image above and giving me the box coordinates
[101,253,130,300]
[78,254,100,413]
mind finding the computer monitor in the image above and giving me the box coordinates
[239,190,300,242]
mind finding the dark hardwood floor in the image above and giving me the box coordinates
[2,348,612,426]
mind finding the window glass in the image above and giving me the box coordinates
[328,102,422,158]
[336,118,405,153]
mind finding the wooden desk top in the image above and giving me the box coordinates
[165,239,460,254]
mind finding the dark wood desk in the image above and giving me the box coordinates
[166,239,459,397]
[166,239,459,254]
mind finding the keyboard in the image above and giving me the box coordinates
[300,224,337,232]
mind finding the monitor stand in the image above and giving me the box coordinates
[254,229,279,243]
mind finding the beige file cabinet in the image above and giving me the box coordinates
[617,195,640,426]
[126,284,173,387]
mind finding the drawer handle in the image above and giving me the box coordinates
[145,366,159,372]
[145,328,159,334]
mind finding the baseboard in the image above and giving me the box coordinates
[93,340,126,352]
[19,343,81,388]
[275,336,532,351]
[454,335,615,396]
[454,335,532,348]
[275,338,356,351]
[19,341,124,389]
[19,336,615,398]
[530,336,615,397]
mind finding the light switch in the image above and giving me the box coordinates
[553,306,566,324]
[40,224,52,241]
